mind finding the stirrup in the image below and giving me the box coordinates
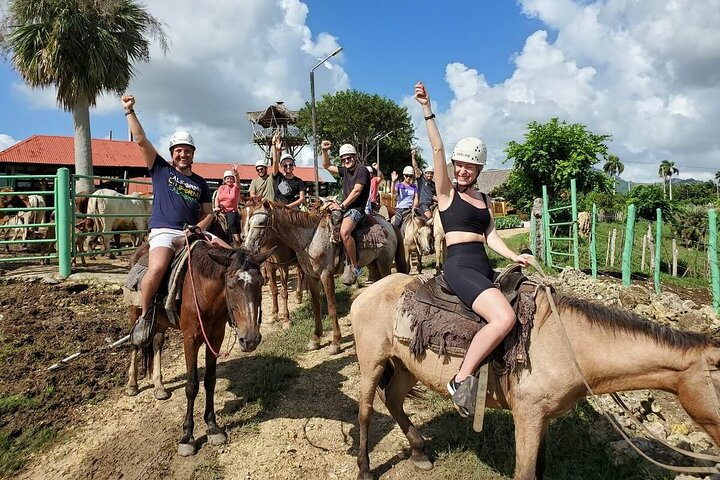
[130,304,157,348]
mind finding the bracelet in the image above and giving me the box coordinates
[424,113,435,121]
[124,109,135,116]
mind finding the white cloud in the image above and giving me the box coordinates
[410,0,720,182]
[0,134,19,151]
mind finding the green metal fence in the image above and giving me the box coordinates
[541,179,579,270]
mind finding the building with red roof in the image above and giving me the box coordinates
[0,135,335,195]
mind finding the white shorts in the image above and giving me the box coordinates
[148,228,219,251]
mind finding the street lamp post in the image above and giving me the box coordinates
[310,46,343,199]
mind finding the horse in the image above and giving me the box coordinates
[400,211,434,274]
[243,200,408,354]
[350,273,720,480]
[125,236,272,456]
[240,198,305,329]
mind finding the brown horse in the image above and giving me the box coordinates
[240,198,305,329]
[244,200,407,354]
[430,206,446,274]
[126,237,272,456]
[351,273,720,479]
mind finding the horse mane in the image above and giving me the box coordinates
[190,241,261,280]
[556,294,720,350]
[268,202,324,229]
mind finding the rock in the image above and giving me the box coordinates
[676,310,713,334]
[666,433,693,451]
[619,285,653,309]
[687,431,714,452]
[650,292,685,321]
[644,421,667,440]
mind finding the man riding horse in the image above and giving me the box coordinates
[411,148,437,221]
[321,140,371,285]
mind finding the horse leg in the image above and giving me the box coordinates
[126,307,141,396]
[356,360,387,480]
[279,264,291,330]
[512,411,549,480]
[267,264,279,324]
[380,364,431,471]
[306,278,323,351]
[416,250,423,274]
[203,344,227,446]
[294,264,304,304]
[178,338,202,456]
[367,261,380,283]
[151,331,169,400]
[321,271,341,355]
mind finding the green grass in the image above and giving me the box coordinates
[0,426,57,476]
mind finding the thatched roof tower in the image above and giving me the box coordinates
[246,102,307,159]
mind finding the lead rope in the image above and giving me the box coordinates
[525,257,720,474]
[184,232,228,359]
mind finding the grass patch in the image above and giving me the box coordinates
[0,426,57,476]
[0,394,38,416]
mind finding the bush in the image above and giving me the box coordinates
[495,215,523,230]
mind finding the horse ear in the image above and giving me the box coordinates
[262,199,271,209]
[252,246,277,265]
[208,251,233,267]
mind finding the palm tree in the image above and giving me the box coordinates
[658,159,679,200]
[602,154,624,193]
[1,0,167,192]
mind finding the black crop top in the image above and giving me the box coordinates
[438,190,491,234]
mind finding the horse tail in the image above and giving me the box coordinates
[392,224,409,274]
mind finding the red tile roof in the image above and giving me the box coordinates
[0,134,327,182]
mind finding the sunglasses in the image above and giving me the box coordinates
[256,167,266,171]
[404,174,413,178]
[282,163,294,168]
[341,157,354,163]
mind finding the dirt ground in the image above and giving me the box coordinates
[2,230,717,480]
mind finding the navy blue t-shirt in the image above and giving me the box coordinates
[339,165,370,210]
[418,176,436,206]
[148,155,212,230]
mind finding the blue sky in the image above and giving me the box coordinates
[1,0,719,183]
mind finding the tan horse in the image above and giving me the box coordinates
[400,212,433,274]
[239,198,304,329]
[244,200,407,354]
[351,273,720,480]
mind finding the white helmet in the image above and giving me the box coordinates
[402,166,415,176]
[339,144,357,157]
[423,165,434,173]
[255,159,267,167]
[223,170,234,179]
[169,131,195,152]
[366,166,374,173]
[451,137,487,165]
[280,152,295,164]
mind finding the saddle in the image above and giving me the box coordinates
[329,211,388,249]
[123,233,208,326]
[397,265,540,375]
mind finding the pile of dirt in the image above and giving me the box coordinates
[0,280,132,463]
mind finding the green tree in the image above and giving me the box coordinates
[602,154,624,193]
[627,184,674,221]
[1,0,167,192]
[658,159,679,200]
[501,118,612,212]
[297,90,414,176]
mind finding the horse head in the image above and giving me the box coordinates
[208,247,275,352]
[413,216,434,255]
[242,200,275,254]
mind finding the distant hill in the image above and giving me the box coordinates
[613,176,708,194]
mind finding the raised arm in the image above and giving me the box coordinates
[122,95,157,169]
[411,149,421,178]
[321,140,339,175]
[271,130,282,176]
[414,82,452,200]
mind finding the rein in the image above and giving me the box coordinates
[184,232,231,359]
[526,257,720,474]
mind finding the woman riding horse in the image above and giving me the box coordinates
[414,82,532,415]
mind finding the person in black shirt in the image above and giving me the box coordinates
[321,140,370,285]
[411,148,437,221]
[271,131,306,209]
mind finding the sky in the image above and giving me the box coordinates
[1,0,719,184]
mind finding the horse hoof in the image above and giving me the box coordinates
[327,344,341,355]
[282,321,291,331]
[154,388,170,400]
[208,432,227,446]
[307,340,320,351]
[177,442,197,456]
[125,385,139,397]
[356,472,374,480]
[410,454,433,471]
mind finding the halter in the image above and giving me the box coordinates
[246,207,315,262]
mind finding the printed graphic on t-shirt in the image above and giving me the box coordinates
[168,172,201,203]
[277,179,293,197]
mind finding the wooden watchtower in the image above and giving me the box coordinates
[246,102,307,160]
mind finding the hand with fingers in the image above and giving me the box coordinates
[121,94,135,112]
[272,130,283,151]
[321,140,332,151]
[390,171,398,183]
[414,82,430,106]
[513,253,534,267]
